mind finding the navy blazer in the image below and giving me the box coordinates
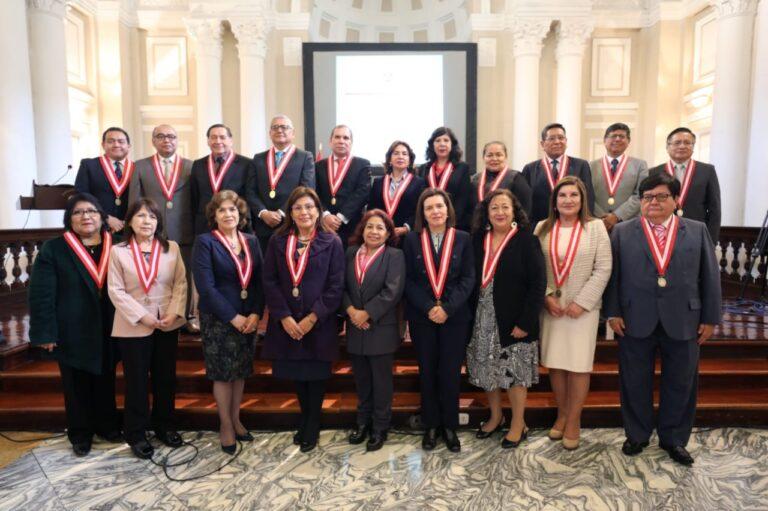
[522,156,596,226]
[368,172,426,230]
[261,232,345,362]
[603,217,722,341]
[190,154,252,235]
[403,229,476,324]
[192,232,265,323]
[74,157,130,219]
[316,156,371,244]
[416,162,473,230]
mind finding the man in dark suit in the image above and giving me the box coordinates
[522,123,595,226]
[246,115,315,251]
[316,125,371,247]
[74,127,135,232]
[604,172,721,466]
[190,124,252,236]
[648,127,721,242]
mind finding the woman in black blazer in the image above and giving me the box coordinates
[403,189,475,452]
[342,209,405,451]
[467,189,547,448]
[470,141,533,218]
[416,127,472,231]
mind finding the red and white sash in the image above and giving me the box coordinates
[129,237,162,295]
[420,227,456,303]
[207,152,235,194]
[63,231,112,289]
[542,155,570,191]
[98,156,134,199]
[267,145,297,194]
[601,154,629,199]
[480,226,519,288]
[477,167,509,203]
[382,172,413,218]
[427,162,454,190]
[549,219,583,290]
[354,244,386,286]
[212,229,253,292]
[151,154,182,202]
[327,155,353,199]
[641,216,679,278]
[665,160,697,210]
[285,230,314,290]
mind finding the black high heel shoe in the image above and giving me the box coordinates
[221,443,237,455]
[501,427,529,449]
[476,420,504,439]
[235,431,254,442]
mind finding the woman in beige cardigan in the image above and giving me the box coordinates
[535,176,612,450]
[108,198,187,459]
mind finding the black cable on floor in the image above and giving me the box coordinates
[147,432,247,482]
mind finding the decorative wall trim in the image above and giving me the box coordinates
[138,104,194,118]
[693,9,717,84]
[590,37,632,97]
[145,36,189,96]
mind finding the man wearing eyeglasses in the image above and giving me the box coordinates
[246,115,315,251]
[648,127,721,242]
[129,125,197,333]
[589,123,648,232]
[603,172,721,466]
[522,123,596,227]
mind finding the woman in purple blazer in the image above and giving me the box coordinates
[261,187,345,452]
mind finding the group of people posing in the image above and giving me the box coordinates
[28,117,722,468]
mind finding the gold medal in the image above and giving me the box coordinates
[607,197,615,206]
[166,201,173,209]
[676,209,684,217]
[115,197,121,206]
[435,300,442,307]
[331,197,336,206]
[240,289,248,300]
[657,276,667,288]
[554,289,562,298]
[269,190,276,199]
[144,295,150,305]
[292,287,299,298]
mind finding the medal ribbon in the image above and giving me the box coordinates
[63,231,113,289]
[477,167,509,203]
[212,230,253,292]
[601,154,629,198]
[641,216,679,278]
[549,219,583,289]
[98,156,134,198]
[267,145,297,193]
[207,152,236,194]
[382,172,413,218]
[542,155,570,191]
[285,231,314,289]
[427,162,454,190]
[129,237,162,295]
[327,155,353,200]
[420,227,456,302]
[665,160,697,209]
[354,244,386,286]
[480,226,519,288]
[151,154,182,202]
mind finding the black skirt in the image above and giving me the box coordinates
[200,312,255,381]
[272,359,331,381]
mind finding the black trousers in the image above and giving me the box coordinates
[294,379,327,444]
[618,323,700,447]
[409,321,470,429]
[59,359,120,445]
[350,353,394,433]
[118,329,179,443]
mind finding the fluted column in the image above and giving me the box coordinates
[745,0,768,226]
[509,19,550,169]
[186,19,223,146]
[555,20,593,157]
[231,18,271,156]
[709,0,758,226]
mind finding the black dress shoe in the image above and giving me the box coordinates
[501,428,528,449]
[235,431,254,442]
[221,443,237,455]
[622,439,649,456]
[300,440,317,453]
[366,431,388,452]
[348,424,371,445]
[293,432,302,445]
[129,439,154,459]
[72,441,91,457]
[156,430,183,448]
[422,428,440,450]
[443,428,461,453]
[476,420,503,439]
[660,443,694,466]
[97,430,124,443]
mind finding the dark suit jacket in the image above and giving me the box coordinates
[603,217,722,340]
[403,229,476,324]
[245,148,315,238]
[522,156,596,226]
[470,168,533,220]
[316,156,371,245]
[261,232,345,362]
[470,229,546,347]
[192,232,265,323]
[74,157,131,220]
[648,161,721,241]
[190,153,252,235]
[342,245,405,355]
[368,172,426,230]
[417,162,473,230]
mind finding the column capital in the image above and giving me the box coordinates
[555,19,594,60]
[231,17,272,59]
[507,18,551,58]
[185,18,223,59]
[26,0,66,17]
[709,0,758,19]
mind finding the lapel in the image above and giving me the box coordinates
[634,218,656,267]
[670,220,687,269]
[359,247,386,295]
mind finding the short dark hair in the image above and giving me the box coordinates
[666,127,696,144]
[413,188,456,232]
[385,140,416,173]
[207,123,233,138]
[604,123,631,140]
[205,190,250,231]
[472,188,529,233]
[348,209,398,247]
[425,127,462,165]
[330,124,353,141]
[63,192,108,231]
[122,198,170,252]
[102,127,130,144]
[541,123,566,142]
[638,172,681,198]
[275,187,326,236]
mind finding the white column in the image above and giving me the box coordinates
[0,0,39,228]
[555,19,593,157]
[509,19,551,169]
[745,0,768,227]
[27,0,73,227]
[231,18,271,156]
[186,19,223,147]
[709,0,759,226]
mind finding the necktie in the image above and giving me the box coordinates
[611,158,619,176]
[676,163,686,180]
[550,159,559,182]
[114,161,123,181]
[275,151,284,167]
[215,156,224,176]
[336,158,346,180]
[163,158,171,180]
[653,224,667,251]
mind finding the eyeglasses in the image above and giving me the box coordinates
[291,204,317,213]
[271,124,293,132]
[668,140,694,147]
[544,135,566,142]
[641,193,672,203]
[153,134,177,141]
[72,208,100,217]
[606,133,628,140]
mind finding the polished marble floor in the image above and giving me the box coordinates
[0,427,766,511]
